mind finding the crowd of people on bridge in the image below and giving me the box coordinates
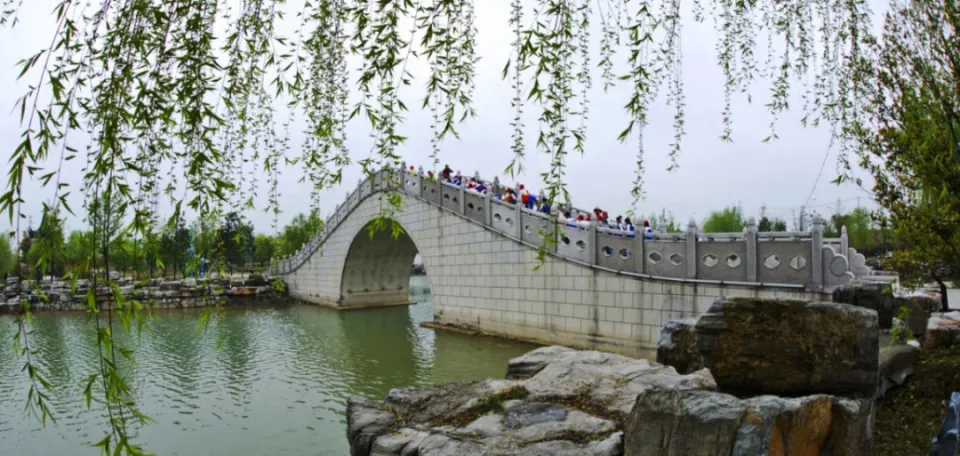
[410,164,656,240]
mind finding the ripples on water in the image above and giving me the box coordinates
[0,276,539,455]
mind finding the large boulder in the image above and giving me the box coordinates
[833,282,895,328]
[656,319,703,375]
[924,311,960,349]
[694,298,879,397]
[894,295,940,338]
[625,390,874,456]
[347,346,715,456]
[877,344,920,397]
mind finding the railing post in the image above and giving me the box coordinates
[484,186,493,226]
[686,219,698,279]
[458,178,466,214]
[811,216,824,290]
[417,166,425,198]
[587,223,597,265]
[513,185,522,238]
[634,231,645,274]
[840,225,849,256]
[745,217,758,282]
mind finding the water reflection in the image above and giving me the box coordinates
[0,276,539,456]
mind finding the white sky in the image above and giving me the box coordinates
[0,0,885,235]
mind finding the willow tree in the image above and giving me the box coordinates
[1,0,873,453]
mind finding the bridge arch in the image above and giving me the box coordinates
[339,219,422,307]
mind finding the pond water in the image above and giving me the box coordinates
[0,276,539,455]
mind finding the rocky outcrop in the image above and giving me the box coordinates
[348,345,876,456]
[347,346,715,456]
[877,344,920,397]
[655,319,702,375]
[833,281,895,328]
[692,298,879,397]
[894,295,940,338]
[626,390,873,456]
[0,275,281,313]
[924,312,960,349]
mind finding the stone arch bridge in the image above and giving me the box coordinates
[273,166,873,357]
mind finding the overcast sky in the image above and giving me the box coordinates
[0,0,885,235]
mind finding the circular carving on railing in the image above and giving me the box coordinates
[726,254,742,268]
[601,246,614,257]
[505,217,515,227]
[524,224,533,234]
[829,256,846,276]
[575,240,587,251]
[648,252,662,264]
[669,253,684,266]
[619,248,631,260]
[467,203,475,210]
[477,206,483,213]
[443,193,450,200]
[789,255,807,271]
[561,236,571,245]
[702,254,719,268]
[763,254,781,269]
[494,213,502,223]
[453,197,458,203]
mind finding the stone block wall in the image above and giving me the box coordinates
[286,194,832,357]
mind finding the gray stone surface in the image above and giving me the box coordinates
[347,346,713,456]
[694,298,879,397]
[626,389,744,456]
[895,295,941,337]
[833,281,894,328]
[878,344,920,397]
[656,318,702,375]
[925,311,960,349]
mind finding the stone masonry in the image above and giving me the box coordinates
[285,193,832,357]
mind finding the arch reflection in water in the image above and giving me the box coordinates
[0,278,538,456]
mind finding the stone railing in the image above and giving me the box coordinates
[271,165,866,291]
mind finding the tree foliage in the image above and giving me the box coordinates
[758,216,787,232]
[850,0,960,298]
[702,205,745,233]
[0,0,882,453]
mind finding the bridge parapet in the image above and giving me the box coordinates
[271,164,865,292]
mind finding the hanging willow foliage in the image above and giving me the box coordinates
[2,0,872,453]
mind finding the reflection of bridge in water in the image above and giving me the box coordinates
[273,166,875,357]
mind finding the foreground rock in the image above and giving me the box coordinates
[833,281,895,328]
[878,343,920,397]
[348,346,875,456]
[665,298,879,397]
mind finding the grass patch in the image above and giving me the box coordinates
[875,345,960,455]
[440,385,530,428]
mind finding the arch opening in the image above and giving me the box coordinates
[339,219,421,308]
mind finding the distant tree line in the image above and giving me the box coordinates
[0,203,326,280]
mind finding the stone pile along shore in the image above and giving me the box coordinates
[0,275,280,313]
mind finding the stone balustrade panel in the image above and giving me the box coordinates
[520,210,551,248]
[644,240,687,278]
[440,182,460,212]
[463,192,486,224]
[557,225,592,263]
[422,180,441,205]
[490,199,517,235]
[696,240,748,282]
[596,231,636,271]
[757,240,812,285]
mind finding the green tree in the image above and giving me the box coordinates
[702,205,745,233]
[277,210,324,257]
[219,212,255,267]
[63,230,94,273]
[160,216,191,279]
[0,234,14,277]
[27,205,66,279]
[253,234,276,266]
[851,0,960,310]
